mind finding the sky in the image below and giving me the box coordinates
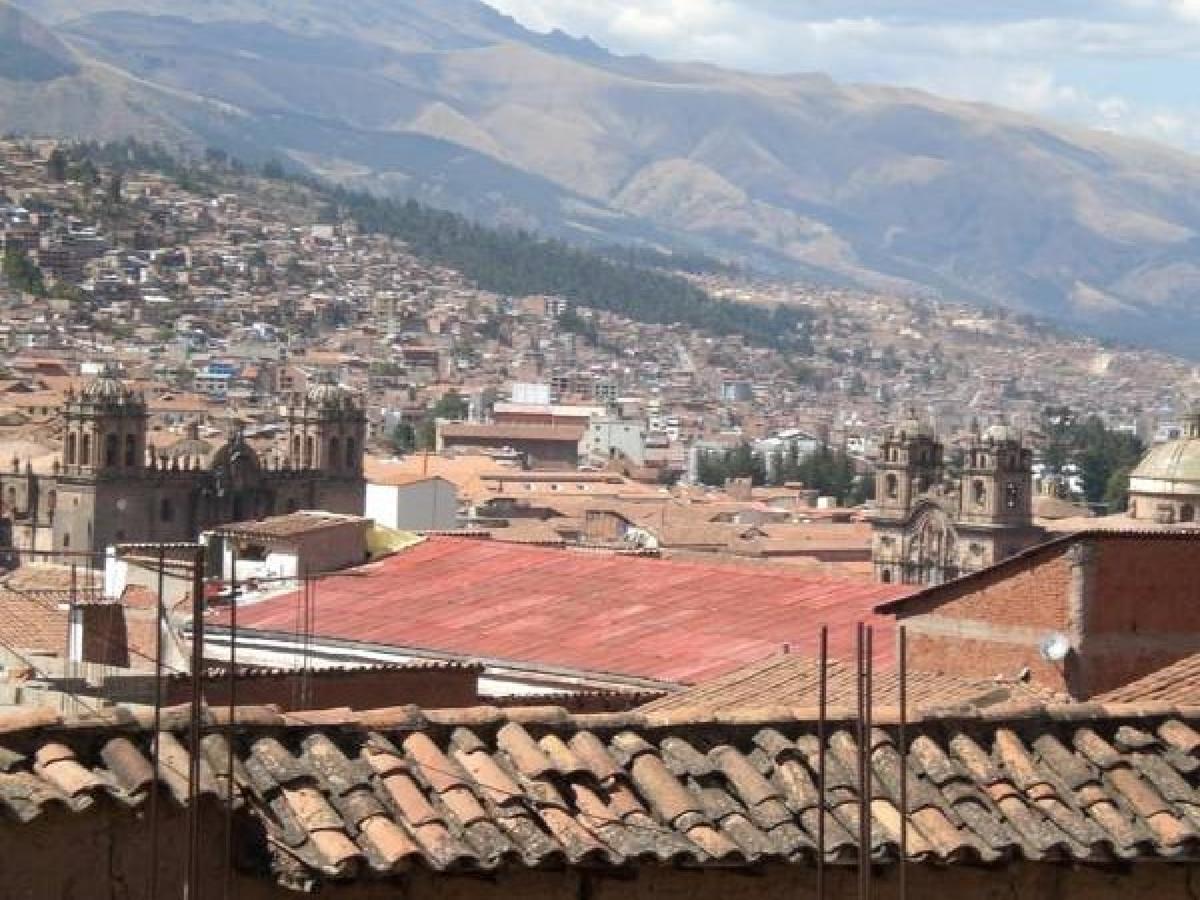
[486,1,1200,152]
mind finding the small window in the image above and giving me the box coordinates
[124,434,137,467]
[1182,504,1195,523]
[104,433,119,467]
[885,473,899,499]
[62,532,70,549]
[1005,482,1020,509]
[881,570,893,584]
[972,479,986,506]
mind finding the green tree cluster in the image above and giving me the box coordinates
[2,247,45,295]
[697,442,870,504]
[696,443,767,487]
[326,190,812,351]
[773,443,869,503]
[1040,406,1143,510]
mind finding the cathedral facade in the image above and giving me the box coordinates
[0,371,366,561]
[868,416,1046,585]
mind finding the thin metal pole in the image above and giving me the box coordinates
[855,624,864,900]
[65,564,77,715]
[898,626,908,900]
[149,546,165,900]
[816,626,828,900]
[862,625,873,900]
[186,546,206,900]
[225,546,237,900]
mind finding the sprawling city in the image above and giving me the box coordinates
[3,2,1200,898]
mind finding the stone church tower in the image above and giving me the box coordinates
[0,370,367,560]
[870,415,1045,585]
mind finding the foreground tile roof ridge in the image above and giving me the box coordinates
[3,698,1198,735]
[2,700,1200,882]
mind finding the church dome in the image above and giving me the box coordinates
[892,415,934,442]
[1130,438,1200,486]
[1127,418,1200,524]
[82,371,134,402]
[76,366,142,410]
[304,380,358,412]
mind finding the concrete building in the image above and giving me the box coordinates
[365,474,459,531]
[209,510,371,583]
[869,415,1045,585]
[0,369,366,558]
[582,415,648,466]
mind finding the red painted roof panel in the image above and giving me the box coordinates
[219,537,910,683]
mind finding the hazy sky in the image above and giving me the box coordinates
[487,1,1200,152]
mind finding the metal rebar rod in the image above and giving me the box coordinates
[863,625,873,900]
[225,546,238,900]
[186,546,206,900]
[816,625,828,900]
[148,546,165,900]
[898,625,908,900]
[856,623,865,900]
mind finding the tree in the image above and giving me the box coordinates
[1039,406,1143,508]
[2,248,45,295]
[106,172,123,205]
[432,389,469,421]
[46,148,67,182]
[389,423,417,453]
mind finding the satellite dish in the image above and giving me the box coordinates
[1039,632,1071,662]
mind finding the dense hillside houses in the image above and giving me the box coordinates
[2,135,1200,899]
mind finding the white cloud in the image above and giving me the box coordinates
[486,0,1200,151]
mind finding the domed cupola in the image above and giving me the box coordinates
[63,364,148,474]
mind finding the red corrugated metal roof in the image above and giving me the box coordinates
[218,537,910,684]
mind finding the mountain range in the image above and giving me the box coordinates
[3,0,1200,353]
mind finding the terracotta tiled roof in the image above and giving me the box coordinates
[1097,654,1200,703]
[215,511,367,540]
[0,587,72,656]
[214,537,908,683]
[640,653,1058,715]
[1,703,1200,888]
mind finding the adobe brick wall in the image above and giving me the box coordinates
[897,547,1074,692]
[896,534,1200,698]
[907,631,1069,689]
[1089,540,1200,632]
[3,808,1197,900]
[1077,536,1200,696]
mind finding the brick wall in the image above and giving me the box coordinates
[1078,538,1200,696]
[894,534,1200,699]
[896,545,1074,692]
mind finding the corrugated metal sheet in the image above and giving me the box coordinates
[220,537,910,683]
